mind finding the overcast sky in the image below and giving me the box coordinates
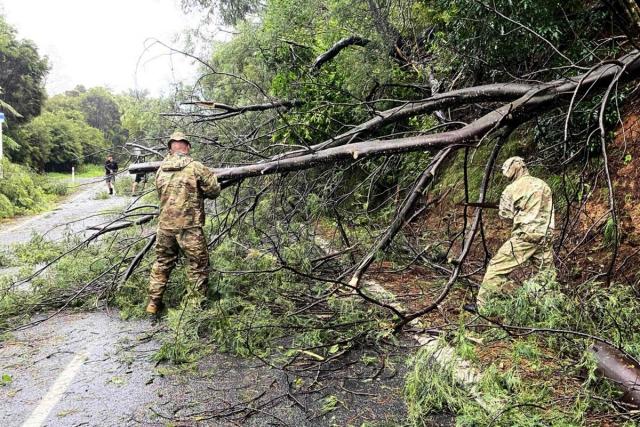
[0,0,206,96]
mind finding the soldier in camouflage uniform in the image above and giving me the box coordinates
[470,156,555,313]
[146,131,221,315]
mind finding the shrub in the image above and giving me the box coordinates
[42,180,69,197]
[114,176,133,196]
[0,159,51,218]
[0,194,15,218]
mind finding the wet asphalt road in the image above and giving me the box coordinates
[0,312,164,427]
[0,178,129,246]
[0,181,163,427]
[0,180,411,426]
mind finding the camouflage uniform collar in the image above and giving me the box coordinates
[512,170,530,181]
[161,152,194,171]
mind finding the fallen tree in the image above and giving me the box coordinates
[131,50,640,184]
[123,49,640,329]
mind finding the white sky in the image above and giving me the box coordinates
[0,0,208,96]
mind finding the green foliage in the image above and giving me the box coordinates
[94,190,110,200]
[0,15,48,124]
[484,270,569,329]
[111,192,393,363]
[13,235,64,265]
[155,303,211,364]
[0,229,152,327]
[436,132,528,203]
[405,342,588,426]
[46,164,104,181]
[12,110,108,171]
[404,344,465,420]
[116,91,171,141]
[0,248,13,268]
[320,394,343,415]
[0,373,12,386]
[182,0,263,25]
[75,164,106,178]
[47,86,129,158]
[114,176,133,196]
[0,159,60,219]
[0,193,14,219]
[428,0,610,83]
[41,180,69,197]
[483,270,640,359]
[0,86,21,118]
[603,215,618,247]
[403,270,640,425]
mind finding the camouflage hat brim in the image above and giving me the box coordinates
[168,131,190,145]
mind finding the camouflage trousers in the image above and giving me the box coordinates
[477,234,554,309]
[148,227,210,303]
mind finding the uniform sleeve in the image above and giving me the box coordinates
[155,172,163,199]
[498,186,515,220]
[196,163,221,199]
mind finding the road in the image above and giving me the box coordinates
[0,178,129,245]
[0,181,409,426]
[0,181,167,426]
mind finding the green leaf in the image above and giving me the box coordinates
[1,373,12,385]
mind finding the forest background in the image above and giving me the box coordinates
[0,14,170,218]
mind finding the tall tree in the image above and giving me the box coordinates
[47,86,129,158]
[181,0,263,25]
[0,15,49,124]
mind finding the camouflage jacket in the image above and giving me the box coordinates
[499,173,555,241]
[155,153,221,229]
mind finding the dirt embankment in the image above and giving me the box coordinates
[572,107,640,283]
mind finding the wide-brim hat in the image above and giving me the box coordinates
[168,131,191,147]
[502,156,526,179]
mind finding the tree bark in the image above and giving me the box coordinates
[590,342,640,407]
[312,36,370,70]
[130,51,640,186]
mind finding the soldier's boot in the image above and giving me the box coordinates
[146,298,164,316]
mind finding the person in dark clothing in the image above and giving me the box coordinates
[132,172,147,195]
[131,153,147,195]
[105,155,119,195]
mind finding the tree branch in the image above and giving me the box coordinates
[311,36,370,70]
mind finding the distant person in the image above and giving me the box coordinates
[146,131,221,316]
[131,154,147,195]
[465,156,555,313]
[104,155,119,195]
[131,172,147,195]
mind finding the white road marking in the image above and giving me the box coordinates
[21,350,89,427]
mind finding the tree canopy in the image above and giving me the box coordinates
[0,15,48,124]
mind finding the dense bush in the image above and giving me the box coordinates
[10,111,107,172]
[0,158,70,219]
[0,16,48,124]
[0,159,49,218]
